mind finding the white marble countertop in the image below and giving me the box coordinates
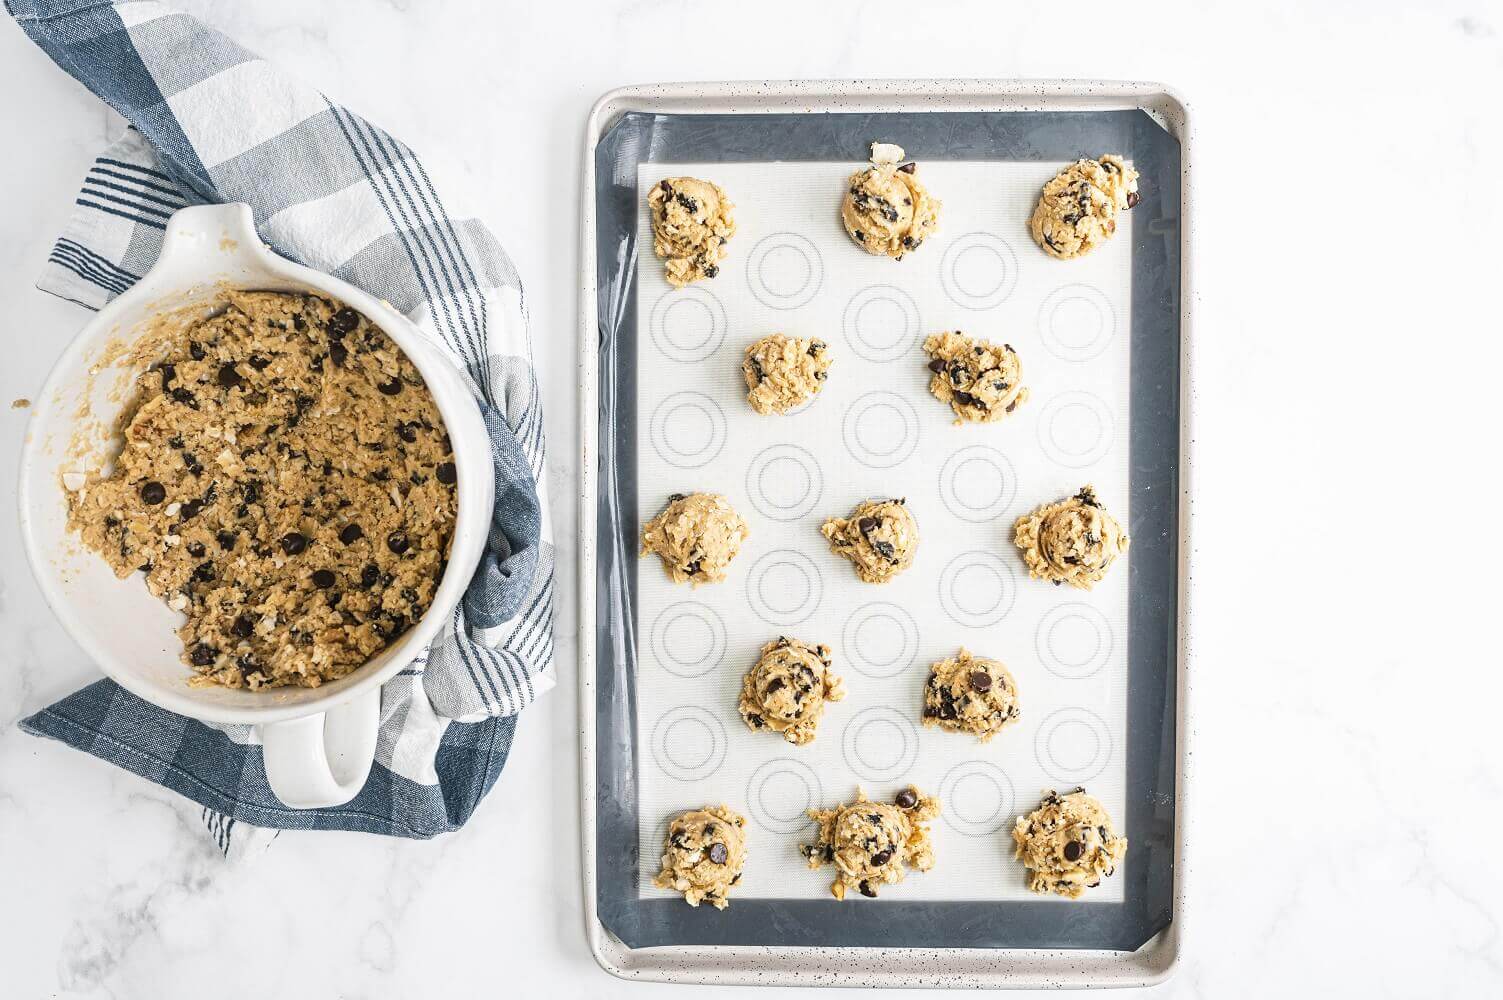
[2,1,1500,996]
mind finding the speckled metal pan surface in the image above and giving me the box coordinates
[579,80,1191,989]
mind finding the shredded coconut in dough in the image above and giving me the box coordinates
[742,333,832,415]
[1013,788,1128,898]
[803,785,940,900]
[1014,485,1129,590]
[922,330,1028,425]
[67,291,457,690]
[1029,154,1139,260]
[841,142,940,260]
[654,805,749,909]
[648,176,736,287]
[640,492,749,585]
[738,636,845,745]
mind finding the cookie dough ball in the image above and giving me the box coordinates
[821,498,918,584]
[841,142,940,259]
[922,331,1028,425]
[1013,485,1129,590]
[803,785,940,900]
[922,648,1021,742]
[1029,155,1140,260]
[653,805,749,909]
[641,492,750,585]
[1013,788,1128,898]
[742,334,833,415]
[648,176,737,287]
[738,636,846,745]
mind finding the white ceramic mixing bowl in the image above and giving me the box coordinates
[18,203,494,808]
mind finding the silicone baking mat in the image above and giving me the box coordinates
[633,160,1131,902]
[592,109,1180,951]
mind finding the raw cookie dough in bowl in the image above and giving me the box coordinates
[841,142,941,259]
[802,785,941,900]
[737,636,846,745]
[1014,485,1129,590]
[820,498,918,584]
[654,804,750,909]
[66,290,459,691]
[19,203,493,727]
[1029,155,1140,260]
[648,176,737,287]
[1013,787,1128,898]
[922,647,1021,742]
[640,492,750,585]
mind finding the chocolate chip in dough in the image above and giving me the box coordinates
[895,788,918,810]
[870,849,893,866]
[387,531,410,555]
[858,881,878,898]
[327,307,361,336]
[280,532,308,555]
[190,643,217,666]
[435,462,457,485]
[140,481,166,505]
[232,615,255,638]
[378,378,403,396]
[1064,840,1083,861]
[311,569,336,589]
[969,670,992,692]
[360,564,380,588]
[339,523,364,545]
[216,363,242,388]
[708,843,729,865]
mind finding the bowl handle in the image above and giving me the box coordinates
[155,202,270,272]
[256,687,380,808]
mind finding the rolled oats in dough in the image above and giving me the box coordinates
[648,176,736,288]
[1012,788,1128,899]
[640,492,749,585]
[653,804,749,909]
[841,142,940,260]
[922,647,1021,742]
[742,333,832,415]
[803,785,940,900]
[68,291,457,690]
[922,330,1029,425]
[1013,485,1129,590]
[820,498,917,584]
[1029,154,1140,260]
[738,636,846,745]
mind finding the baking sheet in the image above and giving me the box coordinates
[590,107,1181,953]
[632,160,1132,902]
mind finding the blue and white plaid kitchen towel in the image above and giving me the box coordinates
[8,0,556,845]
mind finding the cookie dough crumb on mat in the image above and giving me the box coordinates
[653,805,749,909]
[922,647,1021,742]
[922,330,1028,425]
[841,142,940,260]
[1013,485,1128,590]
[742,333,832,415]
[1029,154,1139,260]
[648,176,736,288]
[67,291,457,690]
[820,498,918,584]
[1013,788,1127,898]
[738,636,846,745]
[802,785,940,900]
[640,491,749,585]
